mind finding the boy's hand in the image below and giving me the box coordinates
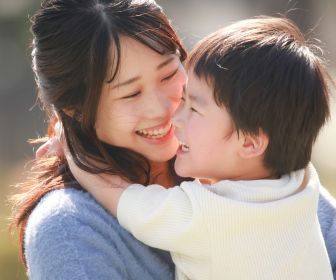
[64,145,129,191]
[35,137,63,159]
[35,122,64,159]
[63,134,128,216]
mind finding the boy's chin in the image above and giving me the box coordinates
[174,163,195,179]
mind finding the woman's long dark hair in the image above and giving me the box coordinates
[11,0,187,266]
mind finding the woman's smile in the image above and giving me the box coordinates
[136,124,175,145]
[136,121,172,139]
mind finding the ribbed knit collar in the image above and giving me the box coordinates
[196,163,318,203]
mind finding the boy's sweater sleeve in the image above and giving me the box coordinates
[117,183,207,257]
[318,186,336,279]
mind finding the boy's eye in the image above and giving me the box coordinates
[191,107,198,113]
[161,68,178,82]
[122,91,141,99]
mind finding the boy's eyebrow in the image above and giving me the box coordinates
[109,57,175,89]
[189,93,208,106]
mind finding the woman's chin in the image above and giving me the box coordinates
[146,149,177,163]
[144,139,179,163]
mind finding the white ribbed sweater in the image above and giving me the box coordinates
[118,164,333,280]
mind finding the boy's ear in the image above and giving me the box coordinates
[238,130,269,159]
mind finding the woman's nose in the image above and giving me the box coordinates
[143,91,170,120]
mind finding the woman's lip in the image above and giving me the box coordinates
[137,120,171,132]
[136,124,175,144]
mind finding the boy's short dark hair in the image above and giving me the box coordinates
[187,16,332,176]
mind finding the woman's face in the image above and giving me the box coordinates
[95,36,187,162]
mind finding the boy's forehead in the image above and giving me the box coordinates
[186,71,213,105]
[188,93,208,106]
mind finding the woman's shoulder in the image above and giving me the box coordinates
[318,186,336,274]
[25,187,140,256]
[27,187,119,231]
[318,186,336,226]
[25,187,174,280]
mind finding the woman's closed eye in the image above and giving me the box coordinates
[161,68,178,82]
[122,91,141,99]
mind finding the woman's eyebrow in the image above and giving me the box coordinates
[110,56,176,89]
[110,76,141,89]
[156,56,175,70]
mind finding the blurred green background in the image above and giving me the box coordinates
[1,0,335,279]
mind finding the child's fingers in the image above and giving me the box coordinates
[35,136,63,159]
[64,142,129,189]
[58,120,130,189]
[35,141,51,159]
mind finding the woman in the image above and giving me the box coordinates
[12,0,186,279]
[11,0,336,279]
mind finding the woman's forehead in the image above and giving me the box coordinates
[107,36,179,82]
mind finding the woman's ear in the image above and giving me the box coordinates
[62,108,82,122]
[62,108,75,118]
[238,130,269,159]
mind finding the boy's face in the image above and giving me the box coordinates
[173,71,242,183]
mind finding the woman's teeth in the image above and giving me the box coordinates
[179,140,190,152]
[137,125,170,139]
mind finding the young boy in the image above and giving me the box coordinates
[68,17,333,279]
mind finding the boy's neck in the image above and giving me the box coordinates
[237,169,279,181]
[200,164,278,184]
[230,158,278,181]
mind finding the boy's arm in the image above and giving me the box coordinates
[117,183,207,257]
[84,182,124,217]
[66,150,128,216]
[67,152,206,256]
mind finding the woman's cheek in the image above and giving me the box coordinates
[169,86,183,112]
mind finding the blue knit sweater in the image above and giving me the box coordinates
[25,186,336,280]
